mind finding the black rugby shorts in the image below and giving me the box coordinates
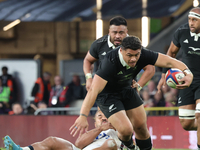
[178,82,200,106]
[96,87,143,118]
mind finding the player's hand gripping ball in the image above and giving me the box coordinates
[165,68,185,89]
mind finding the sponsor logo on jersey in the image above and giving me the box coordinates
[183,39,189,43]
[188,47,200,51]
[101,52,106,55]
[117,71,123,75]
[133,66,137,70]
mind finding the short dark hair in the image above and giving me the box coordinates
[109,16,127,26]
[121,36,142,50]
[2,66,8,71]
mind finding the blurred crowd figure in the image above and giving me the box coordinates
[65,74,86,106]
[9,102,24,115]
[31,72,52,105]
[140,77,179,116]
[0,66,16,114]
[48,75,68,107]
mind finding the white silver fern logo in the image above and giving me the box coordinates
[189,47,200,51]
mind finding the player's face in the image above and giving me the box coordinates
[94,110,108,127]
[109,25,128,47]
[121,48,141,68]
[188,15,200,33]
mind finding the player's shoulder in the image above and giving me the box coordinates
[106,48,119,58]
[104,48,119,63]
[176,23,189,32]
[93,35,108,45]
[141,47,156,54]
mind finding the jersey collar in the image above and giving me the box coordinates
[107,35,116,49]
[118,49,130,69]
[190,31,200,41]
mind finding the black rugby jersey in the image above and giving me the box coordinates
[173,23,200,82]
[96,47,158,94]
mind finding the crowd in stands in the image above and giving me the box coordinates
[0,66,178,116]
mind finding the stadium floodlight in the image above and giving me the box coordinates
[193,0,199,7]
[96,19,103,39]
[3,19,21,31]
[142,16,150,47]
[96,0,103,39]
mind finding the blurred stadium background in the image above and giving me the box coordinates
[0,0,199,149]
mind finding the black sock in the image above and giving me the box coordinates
[119,136,135,149]
[135,137,152,150]
[198,144,200,148]
[28,145,34,150]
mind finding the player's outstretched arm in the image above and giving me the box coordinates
[83,51,97,91]
[75,122,114,149]
[157,73,166,93]
[155,53,193,89]
[157,42,180,93]
[138,65,155,90]
[70,75,107,137]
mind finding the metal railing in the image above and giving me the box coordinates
[34,107,178,116]
[34,107,98,115]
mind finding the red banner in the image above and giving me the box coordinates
[0,115,197,149]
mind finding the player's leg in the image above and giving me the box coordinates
[178,86,197,130]
[3,135,75,150]
[92,139,117,150]
[124,88,152,150]
[195,99,200,150]
[31,136,75,150]
[179,105,196,130]
[96,95,137,149]
[126,105,151,150]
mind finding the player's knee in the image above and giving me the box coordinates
[118,126,133,137]
[133,123,148,136]
[195,113,200,122]
[180,119,194,131]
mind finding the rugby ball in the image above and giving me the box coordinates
[165,68,185,88]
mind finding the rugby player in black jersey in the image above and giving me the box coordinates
[157,7,200,150]
[83,16,155,92]
[70,36,193,150]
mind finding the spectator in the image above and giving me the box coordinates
[147,80,157,99]
[48,75,68,107]
[141,88,154,108]
[170,88,179,104]
[153,91,165,115]
[141,88,154,115]
[164,92,177,116]
[9,102,24,115]
[30,101,54,115]
[0,66,15,104]
[31,72,51,105]
[65,74,86,106]
[0,78,11,114]
[0,66,13,91]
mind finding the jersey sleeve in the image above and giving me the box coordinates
[141,48,158,65]
[89,41,99,59]
[172,28,181,48]
[96,57,117,81]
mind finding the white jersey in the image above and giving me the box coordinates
[82,129,124,150]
